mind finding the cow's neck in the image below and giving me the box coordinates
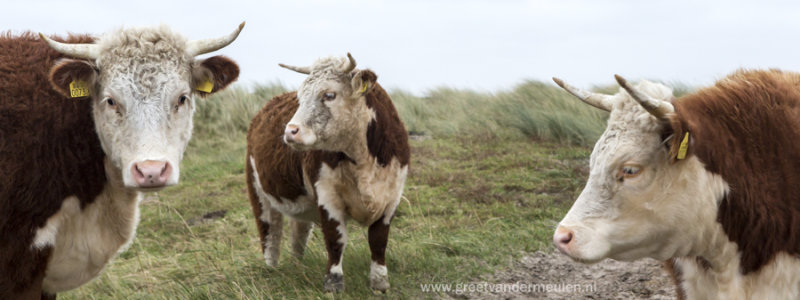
[41,157,141,293]
[672,204,763,298]
[337,111,374,167]
[674,228,800,299]
[342,139,370,167]
[655,156,747,295]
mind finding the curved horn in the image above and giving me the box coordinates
[39,33,100,59]
[552,77,613,112]
[614,74,674,120]
[278,63,311,74]
[186,21,245,57]
[340,52,356,73]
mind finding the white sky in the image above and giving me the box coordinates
[4,0,800,94]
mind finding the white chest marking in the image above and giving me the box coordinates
[316,157,408,225]
[33,185,141,293]
[679,251,800,299]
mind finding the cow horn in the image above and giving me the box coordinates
[278,63,311,74]
[340,52,356,73]
[552,77,613,112]
[186,22,245,57]
[39,33,101,59]
[614,74,674,120]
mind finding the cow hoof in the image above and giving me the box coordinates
[265,260,278,268]
[372,289,388,295]
[264,255,279,268]
[324,273,344,292]
[370,275,390,292]
[291,248,305,259]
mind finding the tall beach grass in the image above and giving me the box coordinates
[195,79,638,146]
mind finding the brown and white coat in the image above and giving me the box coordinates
[246,54,409,292]
[553,70,800,299]
[0,24,241,299]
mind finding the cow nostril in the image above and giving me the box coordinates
[285,125,300,137]
[561,231,573,244]
[160,162,169,175]
[554,227,574,248]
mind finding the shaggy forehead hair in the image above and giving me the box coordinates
[607,80,675,133]
[309,56,348,74]
[94,25,193,92]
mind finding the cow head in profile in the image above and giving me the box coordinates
[40,23,243,190]
[551,76,728,263]
[279,53,377,152]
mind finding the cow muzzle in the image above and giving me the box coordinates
[283,123,317,149]
[131,160,173,189]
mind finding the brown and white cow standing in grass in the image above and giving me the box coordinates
[552,70,800,299]
[246,53,409,292]
[0,23,243,299]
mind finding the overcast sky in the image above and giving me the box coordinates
[4,0,800,94]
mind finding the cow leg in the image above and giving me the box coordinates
[250,202,283,267]
[261,209,284,267]
[290,219,313,258]
[251,204,284,267]
[246,158,284,267]
[368,214,393,292]
[319,205,347,292]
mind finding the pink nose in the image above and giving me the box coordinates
[553,227,574,254]
[131,160,172,188]
[284,124,300,142]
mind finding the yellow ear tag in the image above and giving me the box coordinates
[69,80,90,98]
[360,83,368,94]
[196,80,213,93]
[676,132,690,160]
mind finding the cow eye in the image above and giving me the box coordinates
[621,165,642,179]
[323,92,336,101]
[179,95,189,106]
[105,97,115,106]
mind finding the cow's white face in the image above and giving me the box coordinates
[44,24,243,190]
[553,79,728,263]
[281,54,376,153]
[93,58,194,190]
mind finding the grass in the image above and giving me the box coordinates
[60,80,632,299]
[392,81,609,145]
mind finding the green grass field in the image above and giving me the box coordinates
[61,80,624,299]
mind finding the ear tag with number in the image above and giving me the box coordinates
[360,83,368,93]
[196,80,213,93]
[69,80,90,98]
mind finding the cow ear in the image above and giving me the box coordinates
[192,55,240,97]
[666,115,691,163]
[48,59,97,99]
[350,69,377,98]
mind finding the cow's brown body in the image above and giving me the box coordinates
[0,33,105,298]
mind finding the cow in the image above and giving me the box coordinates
[0,23,243,299]
[245,53,409,292]
[552,70,800,299]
